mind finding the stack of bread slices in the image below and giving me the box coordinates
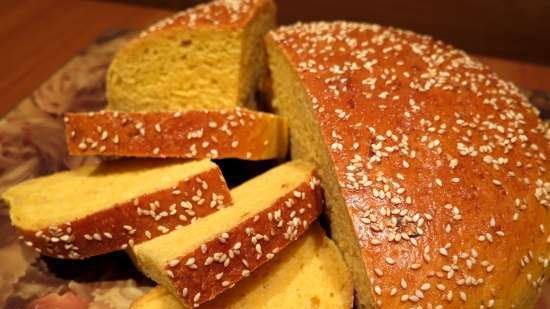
[3,0,550,308]
[3,1,353,308]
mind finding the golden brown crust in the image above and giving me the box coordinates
[142,0,274,35]
[162,174,323,307]
[64,108,288,160]
[268,22,550,308]
[18,167,232,259]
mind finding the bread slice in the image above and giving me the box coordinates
[267,22,550,308]
[64,108,288,160]
[129,160,323,308]
[2,159,231,259]
[131,224,353,309]
[106,0,276,111]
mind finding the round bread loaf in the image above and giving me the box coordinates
[266,21,550,309]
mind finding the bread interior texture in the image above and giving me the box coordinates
[107,28,241,111]
[130,160,314,295]
[267,39,374,308]
[107,6,275,111]
[132,225,352,309]
[4,159,215,231]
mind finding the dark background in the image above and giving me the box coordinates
[102,0,550,66]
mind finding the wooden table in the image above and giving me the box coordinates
[1,0,550,117]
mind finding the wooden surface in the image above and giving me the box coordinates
[1,0,550,117]
[0,0,170,117]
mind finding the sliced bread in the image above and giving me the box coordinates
[129,160,323,308]
[267,22,550,308]
[2,159,231,259]
[64,108,288,160]
[107,0,276,111]
[131,225,353,309]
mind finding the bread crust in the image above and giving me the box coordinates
[158,174,323,307]
[142,0,275,35]
[64,108,288,160]
[17,167,232,259]
[267,22,550,308]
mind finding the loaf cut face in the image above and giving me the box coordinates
[64,108,288,160]
[3,159,231,259]
[267,22,550,308]
[130,160,323,308]
[106,0,276,111]
[131,225,353,309]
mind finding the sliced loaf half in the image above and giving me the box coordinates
[129,160,323,308]
[3,159,231,259]
[65,108,288,160]
[107,0,276,111]
[131,225,353,309]
[267,22,550,308]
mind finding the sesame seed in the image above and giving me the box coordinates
[193,292,201,303]
[78,142,87,150]
[186,257,196,266]
[168,259,180,267]
[400,278,408,289]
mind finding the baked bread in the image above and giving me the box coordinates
[267,22,550,308]
[131,224,353,309]
[129,160,323,308]
[64,108,288,160]
[106,0,276,111]
[2,159,231,259]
